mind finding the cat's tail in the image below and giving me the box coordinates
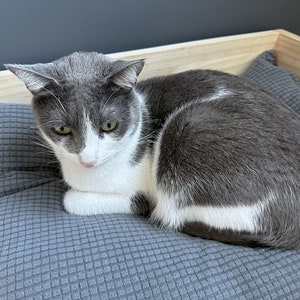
[182,222,300,250]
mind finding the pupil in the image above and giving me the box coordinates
[107,123,111,128]
[60,126,65,131]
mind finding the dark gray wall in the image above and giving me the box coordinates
[1,0,300,70]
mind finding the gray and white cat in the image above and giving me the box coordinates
[6,52,300,249]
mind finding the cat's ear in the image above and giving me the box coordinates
[107,59,145,90]
[5,63,58,95]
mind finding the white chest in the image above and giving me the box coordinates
[60,153,154,196]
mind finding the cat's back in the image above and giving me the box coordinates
[136,69,268,128]
[158,90,300,175]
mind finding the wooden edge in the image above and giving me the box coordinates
[110,30,280,78]
[276,29,300,41]
[275,29,300,78]
[0,30,291,104]
[109,30,281,59]
[0,70,32,104]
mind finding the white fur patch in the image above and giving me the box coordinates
[79,119,100,165]
[151,189,266,232]
[64,189,132,214]
[200,87,234,102]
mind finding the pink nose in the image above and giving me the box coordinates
[79,158,96,168]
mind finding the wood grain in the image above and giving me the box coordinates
[276,30,300,78]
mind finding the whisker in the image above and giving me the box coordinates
[37,120,58,127]
[41,86,68,117]
[138,130,156,143]
[101,87,122,110]
[28,133,56,159]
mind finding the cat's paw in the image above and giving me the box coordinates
[130,192,153,217]
[63,189,132,215]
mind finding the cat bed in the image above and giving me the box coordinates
[1,50,300,299]
[243,50,300,113]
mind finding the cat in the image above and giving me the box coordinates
[6,51,300,250]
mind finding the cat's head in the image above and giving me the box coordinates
[6,52,145,168]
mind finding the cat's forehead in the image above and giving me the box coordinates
[54,52,113,82]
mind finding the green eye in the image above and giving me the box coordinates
[54,126,72,135]
[101,122,117,132]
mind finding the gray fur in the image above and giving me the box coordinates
[6,52,300,250]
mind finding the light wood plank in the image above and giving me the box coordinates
[275,30,300,78]
[110,30,280,79]
[0,71,32,104]
[1,29,299,104]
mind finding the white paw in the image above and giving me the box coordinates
[63,189,132,215]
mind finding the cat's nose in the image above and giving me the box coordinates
[81,161,96,168]
[79,157,96,168]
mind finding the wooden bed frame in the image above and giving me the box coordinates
[0,29,299,104]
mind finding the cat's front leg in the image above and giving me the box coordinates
[63,189,132,215]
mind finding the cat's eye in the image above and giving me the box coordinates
[101,122,117,132]
[54,126,72,135]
